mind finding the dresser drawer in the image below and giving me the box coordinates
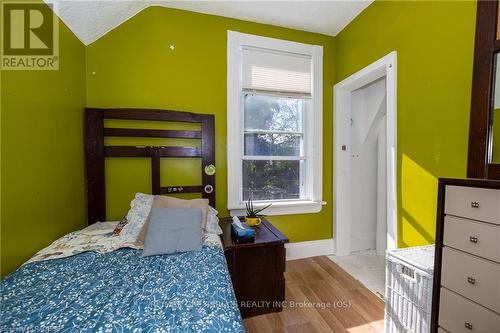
[439,288,500,333]
[441,247,500,313]
[443,216,500,263]
[445,185,500,224]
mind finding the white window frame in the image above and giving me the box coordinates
[227,31,324,216]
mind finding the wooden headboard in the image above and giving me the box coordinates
[84,108,215,225]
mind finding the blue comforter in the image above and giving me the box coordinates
[1,246,244,332]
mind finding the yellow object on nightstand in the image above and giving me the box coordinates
[244,217,261,226]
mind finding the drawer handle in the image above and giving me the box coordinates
[469,236,478,243]
[467,276,476,284]
[471,201,480,208]
[465,322,473,330]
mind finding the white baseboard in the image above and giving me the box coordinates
[285,238,335,261]
[350,234,376,253]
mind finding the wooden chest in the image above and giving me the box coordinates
[220,217,289,318]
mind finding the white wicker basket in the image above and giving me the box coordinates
[385,245,435,333]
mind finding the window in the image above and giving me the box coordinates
[242,94,305,201]
[227,31,323,215]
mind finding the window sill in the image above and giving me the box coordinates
[229,200,326,216]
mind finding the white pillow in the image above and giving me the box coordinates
[120,193,154,243]
[205,206,223,235]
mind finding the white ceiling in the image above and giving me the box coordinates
[50,0,373,45]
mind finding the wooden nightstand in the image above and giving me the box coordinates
[220,217,289,318]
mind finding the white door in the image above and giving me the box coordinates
[350,78,387,254]
[334,51,397,257]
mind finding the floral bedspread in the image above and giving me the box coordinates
[1,230,243,332]
[26,222,223,264]
[25,222,139,264]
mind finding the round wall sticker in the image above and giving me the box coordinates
[204,164,216,176]
[204,184,214,194]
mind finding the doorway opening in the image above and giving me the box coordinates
[332,52,397,296]
[350,77,387,255]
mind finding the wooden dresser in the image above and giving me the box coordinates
[431,178,500,333]
[220,217,289,318]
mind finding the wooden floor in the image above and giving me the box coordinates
[243,256,385,333]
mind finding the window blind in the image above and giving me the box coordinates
[241,47,311,96]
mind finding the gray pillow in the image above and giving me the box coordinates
[142,207,202,257]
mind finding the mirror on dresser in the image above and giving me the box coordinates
[468,0,500,179]
[492,53,500,163]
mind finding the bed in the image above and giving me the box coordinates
[1,109,244,332]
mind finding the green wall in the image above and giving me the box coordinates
[1,1,480,274]
[335,0,476,247]
[1,12,87,275]
[86,6,335,243]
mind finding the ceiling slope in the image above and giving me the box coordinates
[50,0,373,45]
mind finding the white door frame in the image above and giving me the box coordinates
[333,51,397,256]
